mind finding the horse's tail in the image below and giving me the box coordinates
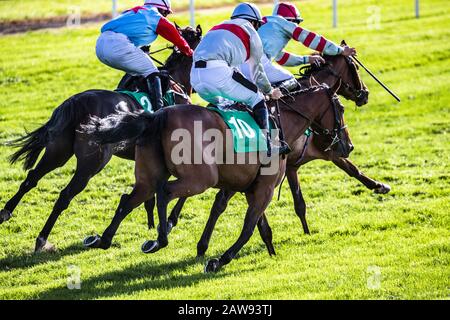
[80,110,165,146]
[9,97,81,170]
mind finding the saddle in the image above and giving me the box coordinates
[115,70,176,110]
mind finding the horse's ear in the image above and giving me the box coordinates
[196,24,203,37]
[174,21,181,33]
[341,40,347,47]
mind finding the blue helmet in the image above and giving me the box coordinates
[231,2,263,23]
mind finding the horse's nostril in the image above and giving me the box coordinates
[349,144,354,152]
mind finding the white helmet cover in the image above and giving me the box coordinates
[231,2,263,23]
[145,0,172,13]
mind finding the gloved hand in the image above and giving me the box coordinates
[270,88,283,100]
[308,55,325,65]
[342,46,357,56]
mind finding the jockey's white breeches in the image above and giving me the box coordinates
[96,31,158,77]
[239,54,294,84]
[190,60,264,108]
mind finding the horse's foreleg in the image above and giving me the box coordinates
[332,158,391,194]
[286,166,310,234]
[257,213,276,256]
[1,144,72,224]
[197,189,236,257]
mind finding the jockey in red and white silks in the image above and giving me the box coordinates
[239,2,356,92]
[190,3,289,156]
[96,0,193,111]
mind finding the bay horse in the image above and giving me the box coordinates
[81,84,353,272]
[0,26,202,252]
[144,53,391,257]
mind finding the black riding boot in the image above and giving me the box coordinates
[253,101,290,157]
[146,73,164,112]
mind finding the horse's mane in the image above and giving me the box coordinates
[164,50,184,71]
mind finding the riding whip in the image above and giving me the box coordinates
[341,40,400,102]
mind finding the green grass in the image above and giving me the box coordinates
[0,0,449,299]
[0,0,271,22]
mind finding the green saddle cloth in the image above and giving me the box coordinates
[207,106,272,153]
[117,90,176,112]
[207,106,313,153]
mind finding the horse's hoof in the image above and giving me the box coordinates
[374,183,391,194]
[0,209,12,224]
[204,258,221,273]
[34,237,57,253]
[83,235,103,249]
[141,240,160,253]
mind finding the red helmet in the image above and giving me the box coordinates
[273,2,303,24]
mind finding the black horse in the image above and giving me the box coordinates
[0,25,202,253]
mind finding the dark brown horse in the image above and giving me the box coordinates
[81,84,352,272]
[0,26,202,252]
[145,53,391,257]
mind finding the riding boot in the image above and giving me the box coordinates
[146,73,164,112]
[278,77,300,94]
[253,100,290,157]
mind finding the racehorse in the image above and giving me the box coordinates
[144,53,391,257]
[0,26,202,253]
[81,84,353,272]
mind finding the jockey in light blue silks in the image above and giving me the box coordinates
[96,0,194,111]
[239,2,357,92]
[190,3,290,156]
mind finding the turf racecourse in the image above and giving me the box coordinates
[0,0,449,299]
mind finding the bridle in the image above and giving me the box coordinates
[299,57,366,101]
[278,87,347,152]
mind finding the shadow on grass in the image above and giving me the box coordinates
[0,242,85,270]
[37,256,227,300]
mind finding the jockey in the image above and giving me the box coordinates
[239,2,357,93]
[190,3,289,156]
[96,0,193,111]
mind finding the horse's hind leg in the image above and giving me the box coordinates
[84,182,154,250]
[205,179,274,273]
[85,143,166,250]
[1,139,73,224]
[167,197,188,231]
[286,166,310,234]
[144,198,156,229]
[197,189,236,257]
[332,158,391,194]
[35,143,112,252]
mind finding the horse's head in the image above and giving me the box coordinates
[307,87,353,158]
[322,41,369,106]
[174,23,203,50]
[299,42,369,107]
[164,24,202,96]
